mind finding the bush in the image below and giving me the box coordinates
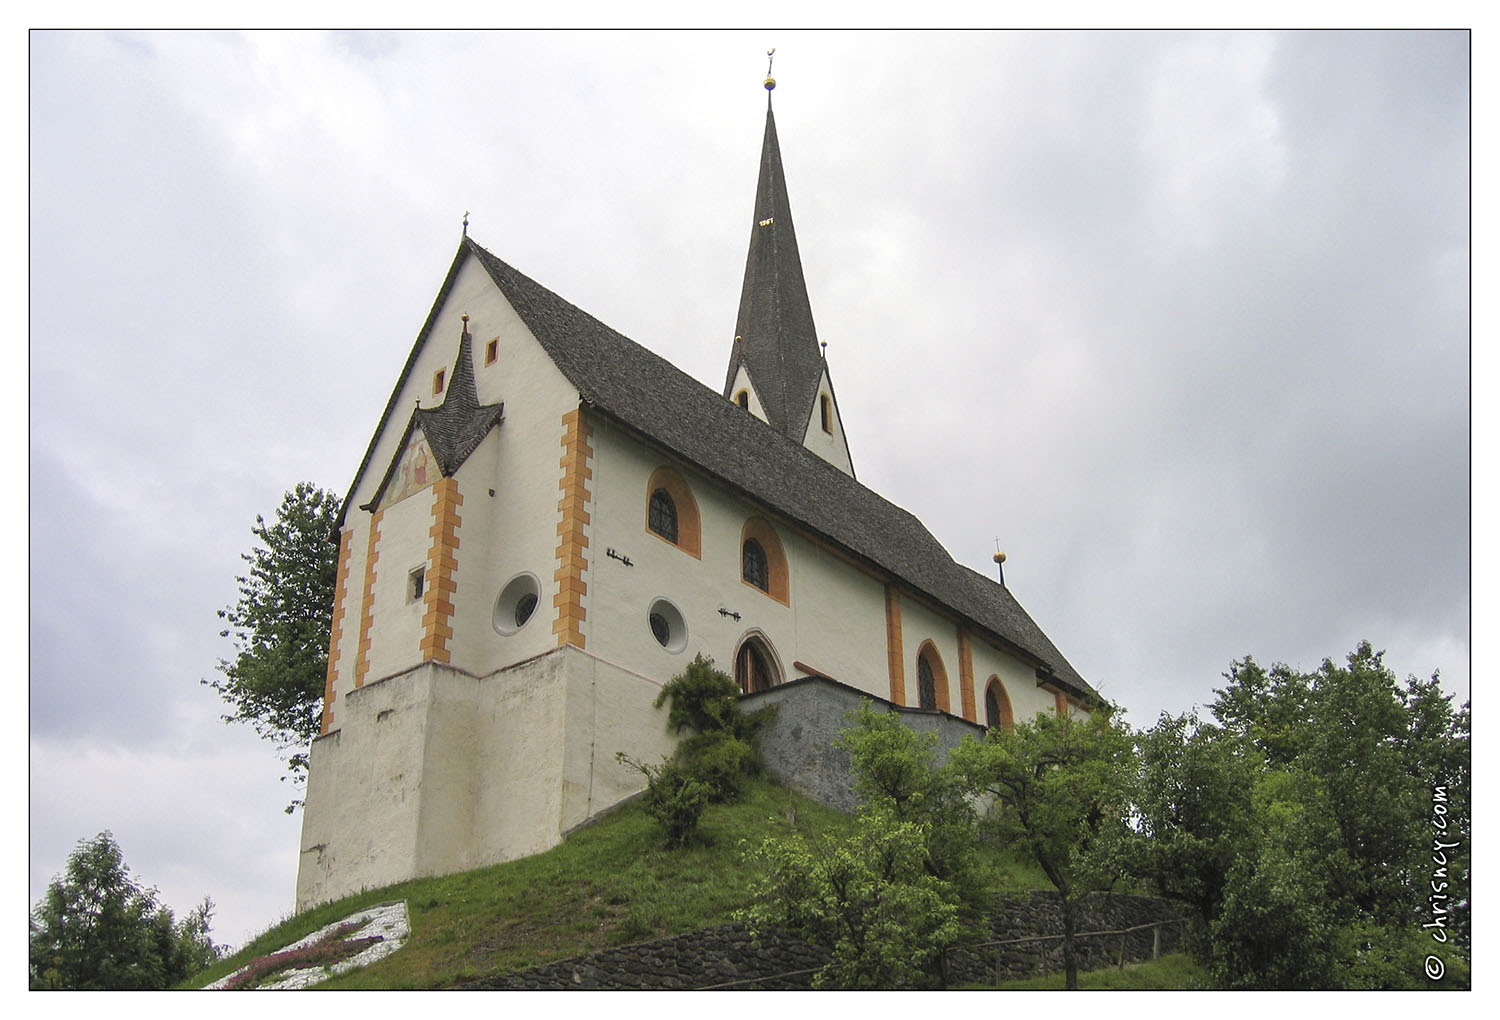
[626,655,773,845]
[617,754,711,848]
[677,732,758,803]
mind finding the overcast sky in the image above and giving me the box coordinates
[28,29,1471,952]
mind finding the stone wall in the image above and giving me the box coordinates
[743,675,985,813]
[459,891,1189,990]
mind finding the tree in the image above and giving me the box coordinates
[29,832,222,990]
[1131,711,1256,929]
[739,705,969,989]
[740,806,961,989]
[949,707,1136,990]
[1131,643,1470,988]
[208,482,340,807]
[834,703,977,891]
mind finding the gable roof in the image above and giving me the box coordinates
[358,321,505,512]
[464,237,1097,703]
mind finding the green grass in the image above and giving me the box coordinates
[973,953,1211,990]
[185,776,1060,990]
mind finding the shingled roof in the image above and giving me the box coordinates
[721,98,828,445]
[358,321,505,511]
[464,238,1096,702]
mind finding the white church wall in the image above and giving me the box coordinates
[297,647,677,911]
[967,638,1052,725]
[896,595,966,714]
[778,528,889,692]
[298,664,440,909]
[583,419,766,679]
[362,483,438,684]
[558,648,680,831]
[348,255,512,512]
[581,419,893,700]
[442,326,580,678]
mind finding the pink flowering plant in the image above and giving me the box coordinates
[223,919,384,990]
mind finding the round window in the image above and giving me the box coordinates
[514,592,538,629]
[493,573,541,636]
[647,598,687,653]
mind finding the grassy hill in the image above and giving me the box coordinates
[187,776,1066,990]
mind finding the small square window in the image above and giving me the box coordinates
[433,369,446,395]
[485,338,499,365]
[408,566,426,603]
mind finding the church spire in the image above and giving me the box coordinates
[722,63,826,446]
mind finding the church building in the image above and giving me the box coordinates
[295,76,1097,911]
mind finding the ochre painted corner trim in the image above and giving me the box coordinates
[957,627,976,723]
[420,477,463,664]
[553,408,593,649]
[884,586,905,706]
[320,527,354,734]
[353,510,384,688]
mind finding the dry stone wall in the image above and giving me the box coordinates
[459,891,1188,990]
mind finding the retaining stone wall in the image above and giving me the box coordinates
[459,891,1188,990]
[743,675,985,814]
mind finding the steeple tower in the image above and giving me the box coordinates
[723,60,855,476]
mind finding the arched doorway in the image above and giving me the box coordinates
[733,632,782,694]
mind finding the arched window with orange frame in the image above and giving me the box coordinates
[644,466,701,558]
[739,517,789,604]
[914,641,951,713]
[984,676,1014,731]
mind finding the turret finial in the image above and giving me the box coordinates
[764,48,776,91]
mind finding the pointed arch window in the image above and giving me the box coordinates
[644,466,701,558]
[915,642,950,713]
[984,676,1014,731]
[917,655,937,710]
[739,518,789,604]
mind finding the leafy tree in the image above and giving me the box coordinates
[1131,711,1256,929]
[1132,643,1470,988]
[949,707,1136,990]
[740,805,961,989]
[208,482,340,807]
[739,706,970,988]
[29,832,222,990]
[834,703,977,891]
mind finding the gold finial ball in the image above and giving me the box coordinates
[992,551,1007,564]
[764,76,776,91]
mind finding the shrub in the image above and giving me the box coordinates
[616,754,711,848]
[626,655,773,845]
[677,732,758,802]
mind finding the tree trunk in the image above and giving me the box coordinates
[1060,893,1079,990]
